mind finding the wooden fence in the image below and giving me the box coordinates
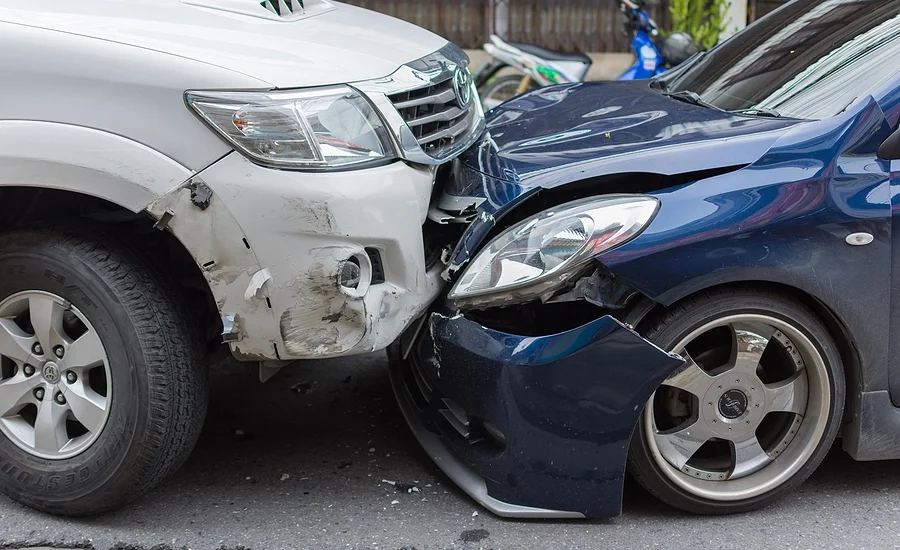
[343,0,669,52]
[344,0,491,50]
[342,0,784,53]
[504,0,670,52]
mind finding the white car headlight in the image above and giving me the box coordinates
[186,86,396,170]
[449,195,659,302]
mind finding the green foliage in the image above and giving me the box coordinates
[669,0,731,51]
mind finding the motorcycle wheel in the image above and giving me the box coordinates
[480,75,536,110]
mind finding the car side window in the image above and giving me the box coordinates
[668,0,900,120]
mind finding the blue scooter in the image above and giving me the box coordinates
[475,0,697,109]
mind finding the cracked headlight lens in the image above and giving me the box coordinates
[450,195,659,301]
[186,86,396,170]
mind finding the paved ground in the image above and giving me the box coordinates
[1,354,899,550]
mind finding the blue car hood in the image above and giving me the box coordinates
[450,80,802,203]
[441,80,805,277]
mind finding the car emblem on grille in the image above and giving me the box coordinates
[453,68,472,110]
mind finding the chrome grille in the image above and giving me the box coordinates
[388,77,477,159]
[356,43,485,165]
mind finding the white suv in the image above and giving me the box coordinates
[0,0,483,515]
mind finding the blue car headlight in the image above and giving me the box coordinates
[449,195,659,303]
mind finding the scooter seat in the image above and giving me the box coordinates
[507,42,592,65]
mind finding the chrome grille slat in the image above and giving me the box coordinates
[392,88,457,110]
[417,110,473,145]
[405,106,465,127]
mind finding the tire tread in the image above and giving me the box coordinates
[0,226,208,516]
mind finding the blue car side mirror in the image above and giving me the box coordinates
[879,127,900,160]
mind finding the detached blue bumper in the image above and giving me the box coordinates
[390,312,683,519]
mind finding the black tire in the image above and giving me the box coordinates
[0,226,207,516]
[627,287,844,515]
[480,74,535,110]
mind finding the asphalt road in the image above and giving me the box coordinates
[0,354,899,550]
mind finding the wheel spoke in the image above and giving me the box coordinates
[729,321,776,375]
[64,330,105,369]
[653,417,715,470]
[28,295,67,353]
[765,372,808,415]
[33,399,69,454]
[0,373,36,416]
[662,351,715,397]
[729,433,772,479]
[0,319,36,364]
[0,292,112,459]
[62,381,107,434]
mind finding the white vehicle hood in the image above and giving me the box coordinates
[0,0,449,87]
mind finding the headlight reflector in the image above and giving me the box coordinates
[186,86,396,169]
[449,195,659,301]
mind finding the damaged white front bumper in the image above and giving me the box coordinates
[148,153,444,361]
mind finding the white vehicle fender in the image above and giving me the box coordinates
[0,120,192,212]
[0,120,282,360]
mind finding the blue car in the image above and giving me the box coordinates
[392,0,900,518]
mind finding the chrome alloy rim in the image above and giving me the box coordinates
[644,314,831,501]
[0,291,112,459]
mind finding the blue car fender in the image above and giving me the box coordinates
[599,96,895,397]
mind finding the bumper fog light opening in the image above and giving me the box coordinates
[338,254,373,298]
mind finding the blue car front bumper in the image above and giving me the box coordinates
[390,311,684,518]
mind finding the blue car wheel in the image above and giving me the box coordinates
[628,286,844,514]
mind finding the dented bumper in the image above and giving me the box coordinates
[149,153,444,360]
[390,311,683,518]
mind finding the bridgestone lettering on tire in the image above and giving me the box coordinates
[0,227,208,516]
[627,287,844,515]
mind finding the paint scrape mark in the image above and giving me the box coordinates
[244,268,272,301]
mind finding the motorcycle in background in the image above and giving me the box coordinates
[474,0,697,109]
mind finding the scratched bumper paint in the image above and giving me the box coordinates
[149,153,444,361]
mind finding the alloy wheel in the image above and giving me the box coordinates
[644,313,830,501]
[0,291,111,459]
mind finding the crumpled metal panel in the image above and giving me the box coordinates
[393,311,684,518]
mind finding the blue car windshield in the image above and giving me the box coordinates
[661,0,900,120]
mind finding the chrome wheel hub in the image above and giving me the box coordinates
[41,362,61,384]
[718,389,748,419]
[0,291,112,460]
[645,314,828,501]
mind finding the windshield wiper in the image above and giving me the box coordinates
[662,90,723,111]
[732,107,784,118]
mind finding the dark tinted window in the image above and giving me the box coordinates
[665,0,900,119]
